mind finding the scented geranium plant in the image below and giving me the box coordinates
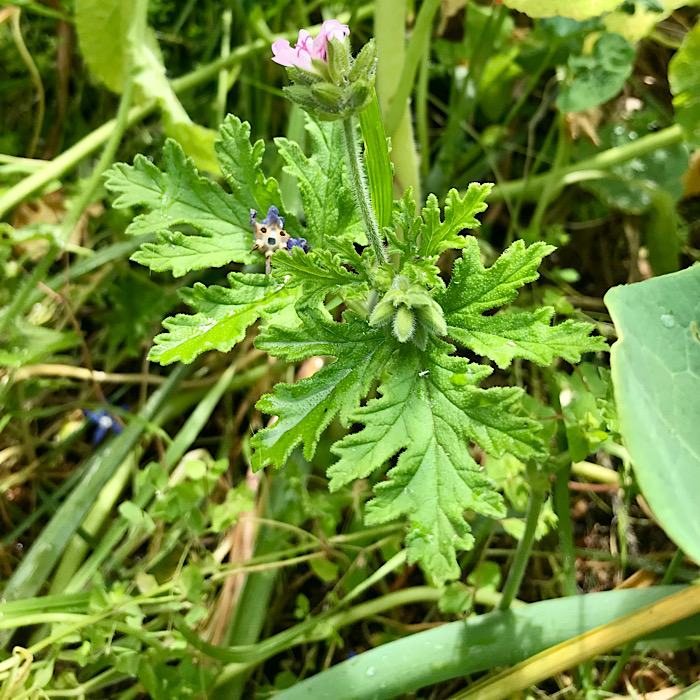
[104,20,604,584]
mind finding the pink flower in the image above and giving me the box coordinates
[271,19,350,73]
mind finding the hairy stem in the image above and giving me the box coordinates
[341,116,388,265]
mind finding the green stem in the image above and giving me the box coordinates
[599,643,634,694]
[489,123,684,204]
[498,472,547,611]
[416,43,430,182]
[10,9,45,159]
[215,9,233,127]
[553,464,577,597]
[341,116,388,265]
[527,114,570,239]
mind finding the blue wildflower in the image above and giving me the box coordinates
[287,237,309,253]
[84,408,124,445]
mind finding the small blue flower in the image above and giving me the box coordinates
[84,408,124,445]
[286,237,309,253]
[250,205,285,229]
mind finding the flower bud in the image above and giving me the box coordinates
[348,40,377,82]
[371,273,448,347]
[327,37,350,84]
[369,298,395,328]
[416,300,448,337]
[393,306,416,343]
[311,82,345,109]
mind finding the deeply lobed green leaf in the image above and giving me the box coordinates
[437,238,605,368]
[104,116,298,276]
[419,184,492,258]
[329,340,543,583]
[150,273,296,365]
[251,311,394,469]
[275,117,363,248]
[270,248,368,308]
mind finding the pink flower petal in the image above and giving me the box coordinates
[271,39,296,67]
[271,20,349,72]
[320,19,350,43]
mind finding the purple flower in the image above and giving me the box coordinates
[271,19,350,73]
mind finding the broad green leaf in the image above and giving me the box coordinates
[606,265,700,565]
[329,340,543,583]
[419,185,491,258]
[358,93,393,228]
[150,273,294,365]
[670,21,700,148]
[270,248,369,308]
[437,239,604,368]
[275,117,363,248]
[75,0,135,93]
[501,0,620,20]
[105,118,297,276]
[105,140,255,274]
[557,33,635,114]
[251,312,394,469]
[278,585,698,700]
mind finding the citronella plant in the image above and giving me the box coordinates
[104,20,605,584]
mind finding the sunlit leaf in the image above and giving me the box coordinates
[501,0,620,20]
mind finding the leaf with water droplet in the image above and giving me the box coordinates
[606,265,700,566]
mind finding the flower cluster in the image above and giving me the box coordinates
[272,20,350,74]
[369,275,448,349]
[270,19,376,121]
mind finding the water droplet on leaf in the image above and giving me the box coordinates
[660,313,675,328]
[451,373,467,386]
